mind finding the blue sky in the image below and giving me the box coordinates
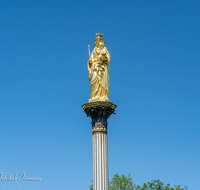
[0,0,199,190]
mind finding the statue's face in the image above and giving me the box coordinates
[95,38,104,48]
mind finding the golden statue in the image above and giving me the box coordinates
[88,33,111,102]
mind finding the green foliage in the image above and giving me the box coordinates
[89,180,93,190]
[89,174,188,190]
[137,179,188,190]
[109,173,136,190]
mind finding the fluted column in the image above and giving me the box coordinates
[82,101,117,190]
[92,123,108,190]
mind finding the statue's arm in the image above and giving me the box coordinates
[87,58,92,73]
[88,50,95,80]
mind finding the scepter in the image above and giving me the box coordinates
[88,45,91,57]
[87,45,92,75]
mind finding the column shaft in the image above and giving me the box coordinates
[82,102,117,190]
[93,131,108,190]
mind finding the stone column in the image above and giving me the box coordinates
[82,101,117,190]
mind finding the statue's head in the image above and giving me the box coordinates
[95,33,104,48]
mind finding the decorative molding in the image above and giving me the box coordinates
[92,126,107,133]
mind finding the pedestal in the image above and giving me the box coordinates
[82,101,117,190]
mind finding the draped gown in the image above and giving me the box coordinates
[88,47,111,101]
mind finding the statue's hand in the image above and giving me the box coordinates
[88,58,93,67]
[88,57,92,63]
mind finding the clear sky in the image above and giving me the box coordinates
[0,0,199,190]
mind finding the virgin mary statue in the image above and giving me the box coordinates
[87,33,111,102]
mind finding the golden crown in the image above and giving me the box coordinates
[96,33,104,39]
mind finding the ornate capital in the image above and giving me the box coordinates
[82,101,117,130]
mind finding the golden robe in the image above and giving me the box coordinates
[88,47,111,101]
